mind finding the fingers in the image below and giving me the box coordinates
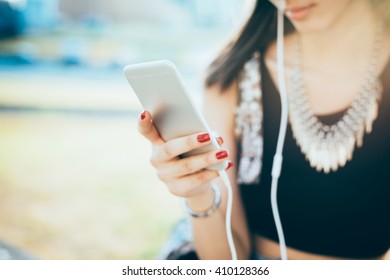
[167,169,220,198]
[154,131,215,162]
[137,110,164,145]
[212,131,224,146]
[137,109,230,200]
[138,109,227,183]
[138,110,223,148]
[157,149,231,179]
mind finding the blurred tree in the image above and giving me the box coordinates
[0,0,25,39]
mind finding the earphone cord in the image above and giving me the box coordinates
[216,170,238,260]
[218,0,288,261]
[271,0,289,260]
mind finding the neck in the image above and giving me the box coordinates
[298,1,379,74]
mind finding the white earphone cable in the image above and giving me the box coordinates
[270,0,289,260]
[216,0,289,261]
[217,170,237,260]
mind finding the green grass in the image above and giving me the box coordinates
[0,113,183,259]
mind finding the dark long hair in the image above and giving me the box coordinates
[205,0,284,91]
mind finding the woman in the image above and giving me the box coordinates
[138,0,390,260]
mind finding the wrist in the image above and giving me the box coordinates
[186,184,214,210]
[183,183,221,217]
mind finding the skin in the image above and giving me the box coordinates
[138,0,390,259]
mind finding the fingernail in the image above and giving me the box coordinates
[216,150,228,160]
[226,161,233,170]
[197,133,210,143]
[140,110,146,120]
[217,136,224,145]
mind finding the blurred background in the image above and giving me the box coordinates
[0,0,251,259]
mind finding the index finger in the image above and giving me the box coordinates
[137,110,164,145]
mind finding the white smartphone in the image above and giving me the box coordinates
[123,60,228,171]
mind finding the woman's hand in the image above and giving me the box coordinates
[137,110,232,199]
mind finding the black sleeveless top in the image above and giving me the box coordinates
[239,55,390,259]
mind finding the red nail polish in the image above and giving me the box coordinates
[216,150,228,160]
[140,110,146,120]
[226,161,233,170]
[217,136,224,145]
[197,133,210,143]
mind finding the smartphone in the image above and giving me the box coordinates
[123,60,228,171]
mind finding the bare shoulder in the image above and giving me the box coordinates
[204,81,238,100]
[202,82,239,157]
[203,82,239,131]
[203,82,239,122]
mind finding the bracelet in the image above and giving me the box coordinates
[182,183,221,218]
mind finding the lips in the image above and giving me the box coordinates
[285,3,316,21]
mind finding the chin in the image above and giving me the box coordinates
[288,17,337,34]
[283,0,364,34]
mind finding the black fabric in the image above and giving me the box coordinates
[239,54,390,259]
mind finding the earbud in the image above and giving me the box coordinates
[278,0,287,10]
[267,0,287,11]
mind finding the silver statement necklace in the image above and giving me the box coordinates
[288,23,384,173]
